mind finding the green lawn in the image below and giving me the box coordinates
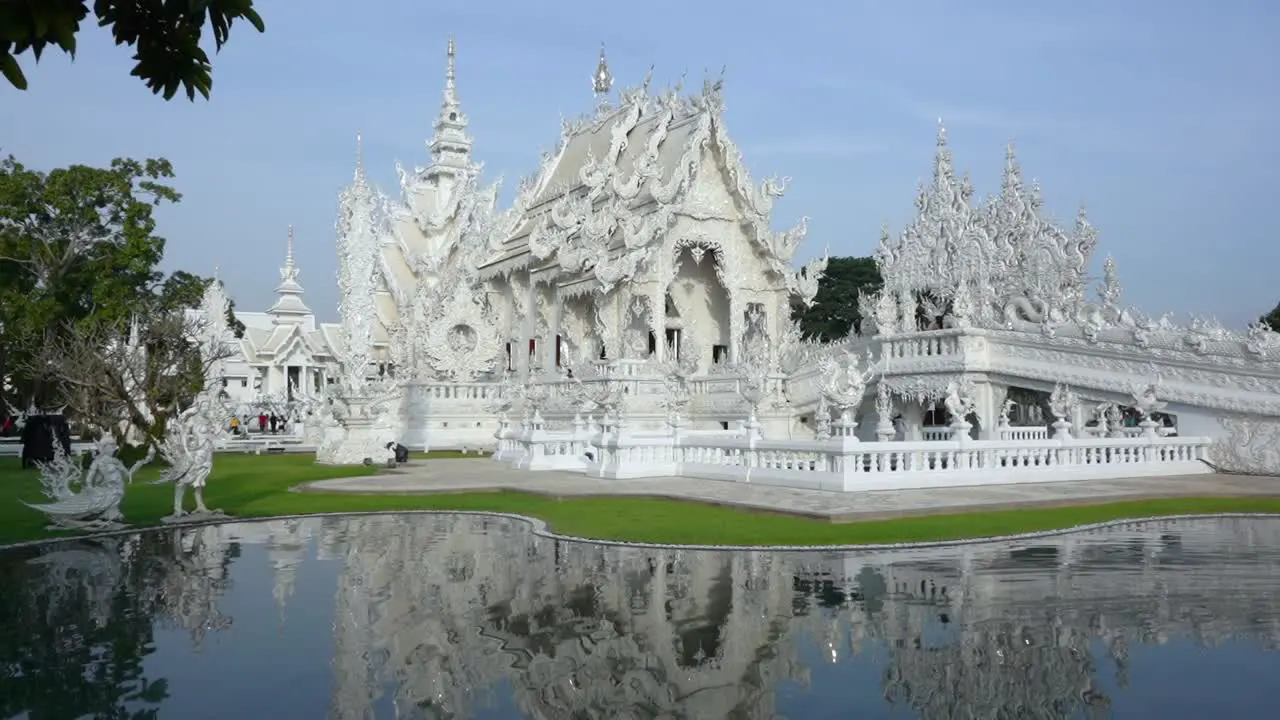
[1,453,1278,547]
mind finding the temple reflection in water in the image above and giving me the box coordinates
[4,515,1280,719]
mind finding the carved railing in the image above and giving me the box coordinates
[411,382,502,401]
[998,426,1050,441]
[496,422,1213,490]
[881,329,964,362]
[921,426,951,441]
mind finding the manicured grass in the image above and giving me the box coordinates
[1,453,1278,547]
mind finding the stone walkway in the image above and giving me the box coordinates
[296,460,1280,522]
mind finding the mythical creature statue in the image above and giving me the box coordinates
[819,349,875,421]
[998,398,1016,426]
[23,436,154,531]
[943,381,976,427]
[157,391,228,520]
[1130,381,1167,421]
[1048,384,1080,438]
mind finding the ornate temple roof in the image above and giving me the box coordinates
[875,121,1097,303]
[476,47,810,292]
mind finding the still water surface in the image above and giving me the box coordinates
[2,514,1279,719]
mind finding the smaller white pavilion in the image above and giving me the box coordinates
[215,226,343,411]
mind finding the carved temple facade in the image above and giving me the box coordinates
[302,38,1280,479]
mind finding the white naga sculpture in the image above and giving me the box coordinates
[156,390,229,521]
[24,437,155,531]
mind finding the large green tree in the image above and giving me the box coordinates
[1261,302,1280,332]
[1,0,265,100]
[0,154,236,438]
[791,256,883,340]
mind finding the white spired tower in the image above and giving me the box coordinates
[424,36,475,200]
[267,225,312,325]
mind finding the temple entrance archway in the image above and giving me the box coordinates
[666,245,731,373]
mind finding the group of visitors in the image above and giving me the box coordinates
[228,412,294,436]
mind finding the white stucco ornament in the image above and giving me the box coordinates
[821,349,875,419]
[420,280,504,381]
[157,389,231,522]
[943,380,977,426]
[23,437,154,531]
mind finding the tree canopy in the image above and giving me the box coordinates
[0,153,238,439]
[1,0,265,100]
[791,256,883,340]
[1261,303,1280,332]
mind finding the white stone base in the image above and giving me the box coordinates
[316,416,394,466]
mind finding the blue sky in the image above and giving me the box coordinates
[3,0,1278,324]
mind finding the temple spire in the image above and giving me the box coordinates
[353,131,366,183]
[443,35,457,108]
[1001,142,1024,196]
[427,35,473,178]
[269,224,311,323]
[931,118,956,191]
[592,43,613,97]
[284,224,296,273]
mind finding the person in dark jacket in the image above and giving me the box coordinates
[385,441,409,464]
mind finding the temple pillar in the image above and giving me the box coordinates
[649,294,664,364]
[518,281,537,378]
[548,290,564,378]
[979,382,1008,441]
[727,297,743,365]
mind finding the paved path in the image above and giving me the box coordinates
[296,460,1280,521]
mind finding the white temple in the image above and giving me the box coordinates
[214,38,1280,483]
[212,227,343,416]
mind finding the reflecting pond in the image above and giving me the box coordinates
[2,515,1280,719]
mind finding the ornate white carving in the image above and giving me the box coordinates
[157,388,230,521]
[820,348,874,422]
[1048,383,1079,421]
[1212,417,1280,475]
[419,282,504,382]
[335,135,385,394]
[944,380,977,424]
[23,437,154,530]
[1130,381,1167,421]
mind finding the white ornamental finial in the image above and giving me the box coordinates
[354,130,365,181]
[280,224,299,286]
[444,35,457,106]
[592,43,613,96]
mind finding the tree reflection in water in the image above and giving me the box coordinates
[0,526,238,719]
[1,515,1279,719]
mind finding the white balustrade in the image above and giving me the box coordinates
[922,426,952,441]
[497,426,1214,491]
[881,330,963,361]
[998,426,1050,441]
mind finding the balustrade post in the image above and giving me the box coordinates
[950,420,972,469]
[836,432,863,490]
[1053,421,1074,466]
